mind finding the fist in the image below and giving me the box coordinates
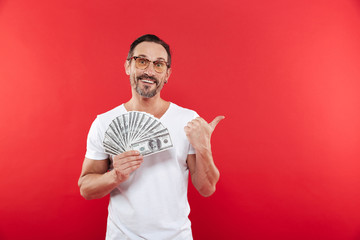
[184,116,224,150]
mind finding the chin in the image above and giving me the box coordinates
[136,88,158,98]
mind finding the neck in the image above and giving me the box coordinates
[124,92,170,119]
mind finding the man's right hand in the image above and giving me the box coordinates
[111,150,143,184]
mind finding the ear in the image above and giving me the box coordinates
[124,60,130,75]
[165,68,172,83]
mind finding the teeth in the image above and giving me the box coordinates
[141,80,154,84]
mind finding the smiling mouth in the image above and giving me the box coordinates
[140,79,156,84]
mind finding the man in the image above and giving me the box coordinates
[78,34,224,240]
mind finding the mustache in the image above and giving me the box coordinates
[137,74,158,83]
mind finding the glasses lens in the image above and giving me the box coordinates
[133,57,167,73]
[154,61,167,73]
[135,58,149,69]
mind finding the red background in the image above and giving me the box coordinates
[1,0,360,239]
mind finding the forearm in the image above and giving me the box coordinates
[78,170,118,200]
[192,147,220,197]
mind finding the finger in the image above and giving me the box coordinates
[184,126,191,135]
[124,160,143,169]
[116,150,141,159]
[209,116,225,129]
[116,160,143,171]
[194,117,208,125]
[114,163,141,180]
[194,117,204,121]
[114,158,143,171]
[114,155,143,165]
[187,121,197,128]
[188,118,202,127]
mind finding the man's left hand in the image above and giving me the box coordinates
[184,116,225,151]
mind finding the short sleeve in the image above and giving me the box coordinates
[85,117,109,160]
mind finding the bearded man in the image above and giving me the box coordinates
[78,34,224,240]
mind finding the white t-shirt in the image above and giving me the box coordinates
[85,102,198,240]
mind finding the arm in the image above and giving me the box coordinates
[78,151,143,200]
[185,116,224,197]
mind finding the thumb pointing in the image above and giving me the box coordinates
[209,116,225,130]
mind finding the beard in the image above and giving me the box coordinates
[131,74,164,98]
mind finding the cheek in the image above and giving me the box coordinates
[131,70,142,81]
[159,74,168,83]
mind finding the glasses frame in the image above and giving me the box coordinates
[128,56,169,73]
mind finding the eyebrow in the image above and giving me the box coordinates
[137,54,167,62]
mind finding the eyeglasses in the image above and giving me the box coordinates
[128,56,169,73]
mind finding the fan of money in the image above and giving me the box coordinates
[103,111,173,156]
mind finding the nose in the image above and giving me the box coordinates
[143,62,156,76]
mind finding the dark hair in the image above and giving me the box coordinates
[127,34,172,67]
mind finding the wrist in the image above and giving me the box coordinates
[195,145,212,157]
[107,169,120,186]
[193,138,211,151]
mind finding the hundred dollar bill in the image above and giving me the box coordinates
[104,133,126,152]
[107,124,125,148]
[130,111,142,143]
[113,117,127,146]
[104,142,121,155]
[128,111,137,142]
[118,113,129,149]
[131,112,150,142]
[130,133,173,156]
[135,128,169,142]
[104,131,121,147]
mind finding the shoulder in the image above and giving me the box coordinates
[95,104,126,128]
[169,102,198,119]
[98,104,126,117]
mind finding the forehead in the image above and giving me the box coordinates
[133,42,168,61]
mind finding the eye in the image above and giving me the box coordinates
[155,61,165,68]
[137,58,148,66]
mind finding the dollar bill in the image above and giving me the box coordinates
[131,113,149,142]
[130,133,173,156]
